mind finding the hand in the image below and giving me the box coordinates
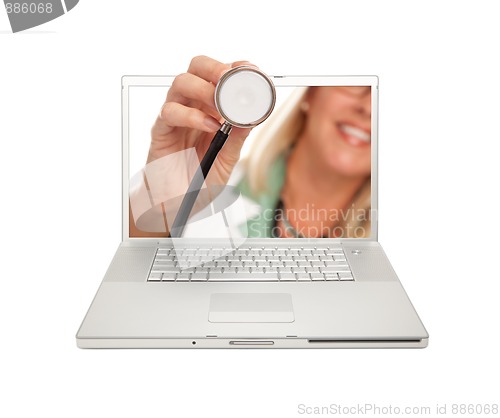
[148,55,256,186]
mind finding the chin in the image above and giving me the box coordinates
[326,153,370,178]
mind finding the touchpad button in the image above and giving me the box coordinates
[208,293,294,323]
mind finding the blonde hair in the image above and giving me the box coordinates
[243,86,372,238]
[244,87,308,194]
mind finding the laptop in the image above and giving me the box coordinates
[76,73,428,348]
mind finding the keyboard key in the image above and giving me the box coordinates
[191,272,208,281]
[321,266,351,272]
[152,265,180,272]
[310,272,325,281]
[296,261,311,268]
[153,261,176,267]
[176,273,191,281]
[339,272,354,281]
[148,272,162,281]
[324,273,339,281]
[279,272,296,281]
[325,250,344,255]
[208,272,278,281]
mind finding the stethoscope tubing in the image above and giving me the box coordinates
[168,122,232,238]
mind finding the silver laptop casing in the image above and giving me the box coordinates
[76,76,428,348]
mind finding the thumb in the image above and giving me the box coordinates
[219,127,252,166]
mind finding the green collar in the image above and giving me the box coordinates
[237,154,286,238]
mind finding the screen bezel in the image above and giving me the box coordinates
[121,75,379,244]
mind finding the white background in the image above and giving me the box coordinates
[1,1,499,417]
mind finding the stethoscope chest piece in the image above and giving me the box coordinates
[215,66,276,129]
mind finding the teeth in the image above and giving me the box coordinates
[339,124,371,142]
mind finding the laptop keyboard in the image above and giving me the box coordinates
[147,246,354,282]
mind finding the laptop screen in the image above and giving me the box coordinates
[126,75,376,241]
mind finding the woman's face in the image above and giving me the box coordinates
[302,86,371,178]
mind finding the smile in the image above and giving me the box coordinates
[338,123,371,143]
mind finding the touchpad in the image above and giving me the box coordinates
[208,293,294,323]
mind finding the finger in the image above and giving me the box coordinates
[187,55,230,85]
[230,60,259,69]
[159,101,221,133]
[218,127,252,165]
[167,72,216,109]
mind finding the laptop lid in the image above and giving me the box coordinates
[122,75,378,244]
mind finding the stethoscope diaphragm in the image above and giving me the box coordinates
[215,66,276,128]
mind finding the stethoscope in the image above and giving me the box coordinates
[169,66,276,237]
